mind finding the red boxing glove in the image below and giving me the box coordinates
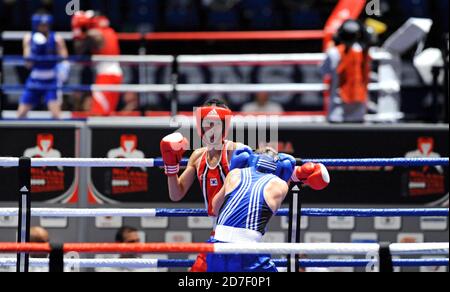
[291,163,330,191]
[72,11,91,40]
[160,133,189,176]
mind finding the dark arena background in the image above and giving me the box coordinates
[0,0,448,276]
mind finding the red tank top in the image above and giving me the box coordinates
[93,27,120,55]
[197,141,231,216]
[337,44,371,104]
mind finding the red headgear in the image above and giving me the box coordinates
[72,11,90,29]
[37,134,54,152]
[71,11,92,39]
[90,15,110,29]
[195,106,233,144]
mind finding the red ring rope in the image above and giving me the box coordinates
[0,243,214,254]
[118,30,325,42]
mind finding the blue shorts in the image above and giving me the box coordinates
[20,78,58,107]
[206,240,278,273]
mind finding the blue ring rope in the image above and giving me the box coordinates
[154,208,449,218]
[157,258,449,268]
[152,158,449,168]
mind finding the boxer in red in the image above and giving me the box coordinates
[71,11,123,116]
[160,98,247,272]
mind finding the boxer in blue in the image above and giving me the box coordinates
[208,146,330,272]
[17,13,69,119]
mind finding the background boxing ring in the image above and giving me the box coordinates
[0,28,404,122]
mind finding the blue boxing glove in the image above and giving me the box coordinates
[275,153,297,182]
[230,146,254,170]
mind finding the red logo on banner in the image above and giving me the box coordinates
[405,137,445,197]
[107,135,148,195]
[24,134,65,193]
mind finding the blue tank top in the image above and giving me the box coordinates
[30,32,58,80]
[217,168,275,235]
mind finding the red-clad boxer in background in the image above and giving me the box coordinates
[71,11,123,116]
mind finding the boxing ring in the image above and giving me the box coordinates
[0,24,447,272]
[0,157,448,272]
[0,51,400,121]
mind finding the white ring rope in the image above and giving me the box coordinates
[91,84,172,93]
[0,257,447,269]
[177,51,392,65]
[0,157,156,168]
[179,83,399,94]
[213,243,449,256]
[3,83,399,94]
[0,208,157,218]
[0,258,160,269]
[91,55,174,64]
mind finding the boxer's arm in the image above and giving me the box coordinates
[264,179,289,214]
[86,29,105,51]
[55,34,69,58]
[167,149,201,202]
[212,168,241,216]
[73,30,103,54]
[23,34,32,69]
[73,39,88,55]
[211,186,226,217]
[23,34,31,57]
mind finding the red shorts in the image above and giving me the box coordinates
[190,231,215,272]
[190,253,208,273]
[91,74,123,116]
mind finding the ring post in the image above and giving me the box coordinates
[0,28,4,119]
[287,185,302,272]
[170,56,179,117]
[16,157,31,273]
[443,33,449,123]
[139,32,148,113]
[49,244,65,273]
[379,243,394,273]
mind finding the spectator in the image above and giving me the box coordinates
[241,92,284,114]
[115,226,141,261]
[30,226,50,260]
[115,226,141,244]
[29,226,50,272]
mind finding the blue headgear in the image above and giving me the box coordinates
[251,151,296,182]
[254,153,279,174]
[32,14,53,32]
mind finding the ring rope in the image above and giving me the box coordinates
[1,30,326,42]
[0,208,447,218]
[0,243,447,256]
[1,82,399,94]
[2,55,174,64]
[0,258,447,269]
[3,52,391,65]
[0,157,447,168]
